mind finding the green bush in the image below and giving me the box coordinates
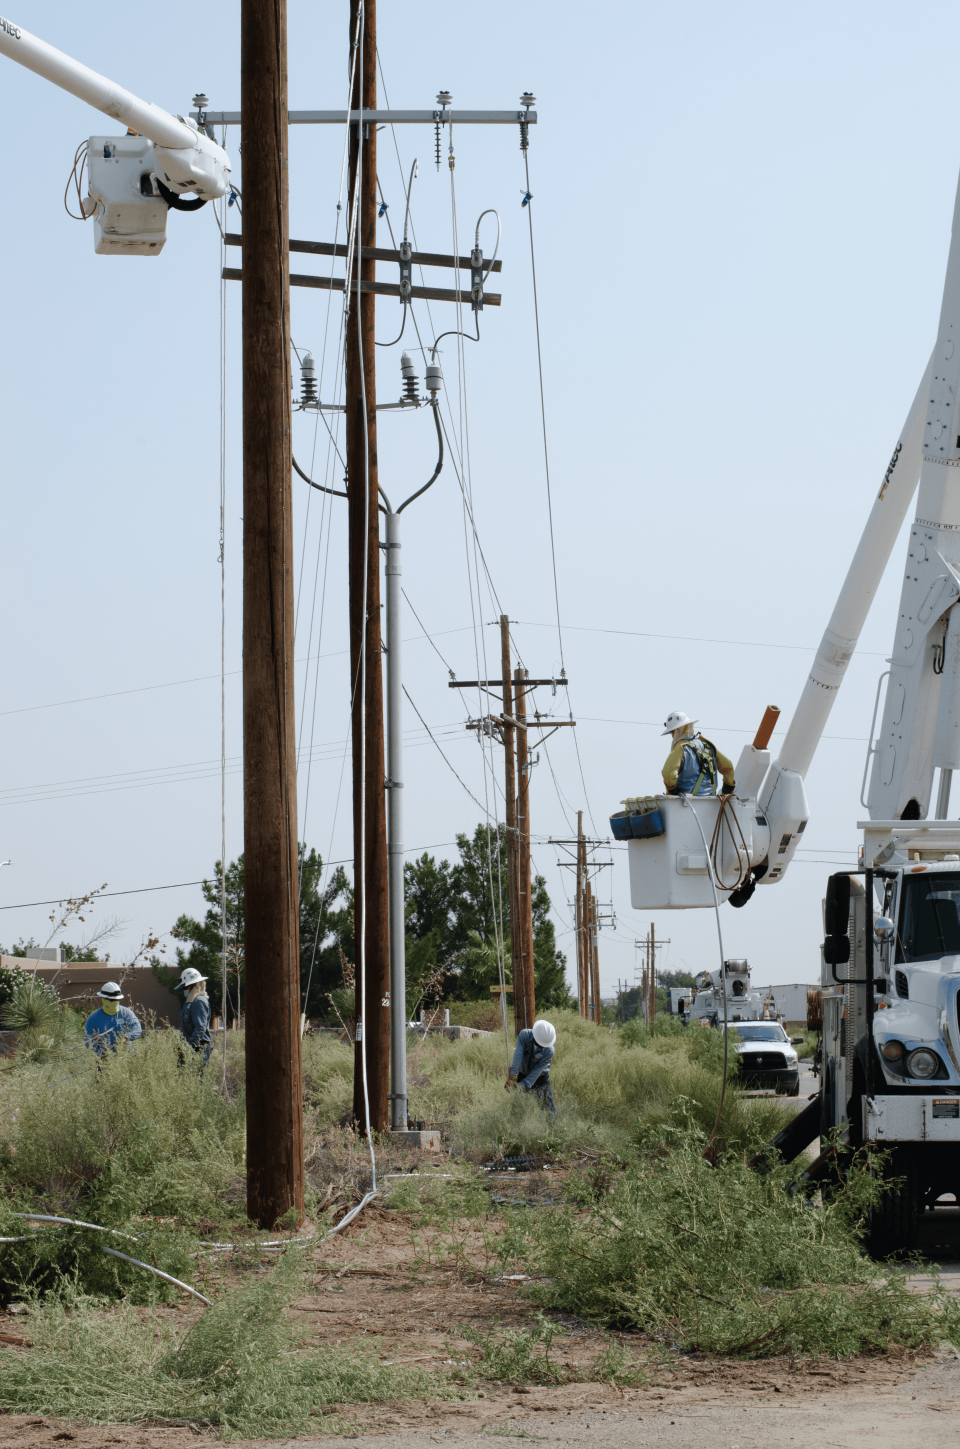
[0,1029,244,1223]
[498,1124,960,1357]
[0,1250,444,1437]
[392,1011,786,1160]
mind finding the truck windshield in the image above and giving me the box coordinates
[897,873,960,962]
[724,1024,787,1042]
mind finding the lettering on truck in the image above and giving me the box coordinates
[0,18,22,38]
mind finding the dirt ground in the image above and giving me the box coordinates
[5,1165,960,1449]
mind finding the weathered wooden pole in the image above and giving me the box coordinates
[241,0,304,1228]
[345,0,390,1133]
[500,617,523,1037]
[514,669,535,1029]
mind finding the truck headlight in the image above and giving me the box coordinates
[905,1047,942,1079]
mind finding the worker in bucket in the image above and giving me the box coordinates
[84,981,143,1055]
[661,711,735,797]
[175,967,213,1064]
[506,1019,557,1114]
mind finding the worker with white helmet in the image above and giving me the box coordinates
[84,981,143,1055]
[660,711,735,798]
[506,1019,557,1114]
[175,967,212,1063]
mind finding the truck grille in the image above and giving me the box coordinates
[739,1052,787,1070]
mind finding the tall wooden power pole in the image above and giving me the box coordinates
[344,0,389,1134]
[241,0,304,1229]
[514,668,535,1031]
[499,618,522,1034]
[648,922,656,1022]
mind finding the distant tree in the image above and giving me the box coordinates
[152,847,352,1022]
[403,823,572,1011]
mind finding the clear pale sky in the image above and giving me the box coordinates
[0,1,954,994]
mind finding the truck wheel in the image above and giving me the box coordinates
[786,1083,800,1098]
[865,1148,921,1257]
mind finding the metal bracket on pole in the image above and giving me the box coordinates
[192,108,538,127]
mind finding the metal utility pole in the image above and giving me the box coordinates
[515,668,535,1031]
[241,0,304,1229]
[500,618,522,1035]
[345,0,389,1135]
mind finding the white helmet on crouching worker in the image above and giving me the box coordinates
[532,1019,556,1048]
[97,982,123,1000]
[661,710,697,739]
[176,968,208,990]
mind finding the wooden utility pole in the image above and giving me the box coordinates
[515,668,535,1031]
[648,922,656,1022]
[346,0,389,1134]
[589,889,601,1023]
[575,812,588,1018]
[500,618,523,1036]
[241,0,304,1229]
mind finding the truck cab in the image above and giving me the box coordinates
[820,824,960,1252]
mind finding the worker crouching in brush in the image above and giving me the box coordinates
[175,967,212,1064]
[506,1019,557,1115]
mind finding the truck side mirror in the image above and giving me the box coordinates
[823,873,851,965]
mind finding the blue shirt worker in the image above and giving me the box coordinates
[176,967,212,1063]
[660,710,735,797]
[507,1019,557,1114]
[84,981,143,1055]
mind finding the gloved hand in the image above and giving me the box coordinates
[505,1074,519,1091]
[721,782,735,796]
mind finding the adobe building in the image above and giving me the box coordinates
[1,956,179,1026]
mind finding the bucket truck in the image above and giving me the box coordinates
[623,156,960,1252]
[0,15,231,253]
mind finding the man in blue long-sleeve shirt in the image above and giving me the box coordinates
[507,1019,557,1114]
[84,981,142,1055]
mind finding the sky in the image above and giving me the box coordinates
[0,0,956,997]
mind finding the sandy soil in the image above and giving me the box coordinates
[5,1175,960,1449]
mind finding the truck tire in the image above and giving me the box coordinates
[865,1147,921,1257]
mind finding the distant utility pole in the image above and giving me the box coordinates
[634,925,670,1024]
[345,0,390,1135]
[241,0,305,1229]
[551,814,612,1022]
[456,618,574,1033]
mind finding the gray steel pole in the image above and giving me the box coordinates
[385,507,407,1130]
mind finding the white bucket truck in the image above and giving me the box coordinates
[623,151,960,1253]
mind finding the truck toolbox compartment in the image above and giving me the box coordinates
[863,1093,960,1142]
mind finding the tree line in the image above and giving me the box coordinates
[152,822,571,1022]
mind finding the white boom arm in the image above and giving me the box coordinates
[753,366,929,884]
[0,14,230,198]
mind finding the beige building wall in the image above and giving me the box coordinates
[0,957,179,1026]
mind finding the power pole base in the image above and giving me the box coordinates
[391,1128,443,1150]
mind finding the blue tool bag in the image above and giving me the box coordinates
[610,796,666,841]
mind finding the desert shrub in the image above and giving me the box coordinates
[399,1011,786,1160]
[0,1206,195,1304]
[498,1124,960,1357]
[0,963,30,1015]
[0,977,83,1064]
[0,1029,244,1222]
[302,1032,354,1122]
[447,1000,504,1032]
[0,1249,445,1437]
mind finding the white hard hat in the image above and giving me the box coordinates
[97,981,123,1000]
[176,968,208,990]
[661,710,697,737]
[532,1019,556,1048]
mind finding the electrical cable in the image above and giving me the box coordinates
[349,0,376,1182]
[218,139,229,1066]
[682,797,730,1158]
[402,685,488,814]
[63,140,90,221]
